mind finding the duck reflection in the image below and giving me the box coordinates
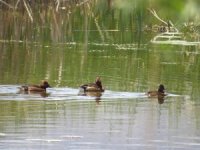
[78,90,102,100]
[18,90,50,97]
[85,91,102,97]
[157,95,165,104]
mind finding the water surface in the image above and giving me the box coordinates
[0,84,200,150]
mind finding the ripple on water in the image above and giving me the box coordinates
[0,85,180,101]
[0,133,6,136]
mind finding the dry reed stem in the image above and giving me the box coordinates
[0,0,14,9]
[23,0,33,22]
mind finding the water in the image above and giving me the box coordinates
[1,36,200,150]
[0,83,199,150]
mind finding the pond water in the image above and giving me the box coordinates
[0,85,199,150]
[1,39,200,150]
[1,1,200,149]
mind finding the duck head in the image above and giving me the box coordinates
[95,76,101,82]
[95,76,103,90]
[158,84,165,93]
[41,81,51,89]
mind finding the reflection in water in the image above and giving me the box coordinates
[0,84,199,150]
[0,95,199,150]
[80,91,102,105]
[85,91,102,98]
[18,90,50,98]
[147,95,165,104]
[157,95,165,104]
[79,91,102,98]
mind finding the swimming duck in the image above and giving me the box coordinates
[20,80,51,92]
[147,84,166,97]
[80,77,105,92]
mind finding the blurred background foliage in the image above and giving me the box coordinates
[0,0,200,43]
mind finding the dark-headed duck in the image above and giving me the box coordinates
[147,84,166,97]
[80,77,105,92]
[20,80,51,92]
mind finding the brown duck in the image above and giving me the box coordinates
[80,77,105,92]
[147,84,166,97]
[20,80,51,92]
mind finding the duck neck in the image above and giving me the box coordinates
[158,89,164,93]
[95,80,102,90]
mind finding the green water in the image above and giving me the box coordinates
[1,1,200,149]
[1,39,200,97]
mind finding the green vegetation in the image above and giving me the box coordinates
[0,0,200,43]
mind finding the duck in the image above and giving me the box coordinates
[20,80,51,92]
[147,84,166,97]
[79,76,105,92]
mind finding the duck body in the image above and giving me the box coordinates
[79,77,105,93]
[147,84,166,97]
[20,81,51,92]
[80,83,104,92]
[21,85,46,92]
[147,91,166,97]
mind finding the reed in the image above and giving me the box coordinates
[0,0,92,22]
